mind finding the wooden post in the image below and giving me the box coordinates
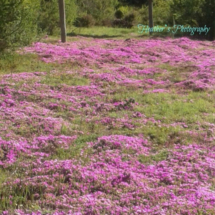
[173,14,175,38]
[173,14,175,26]
[148,0,153,35]
[58,0,66,42]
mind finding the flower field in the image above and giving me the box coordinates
[1,37,215,214]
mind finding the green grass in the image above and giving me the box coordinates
[0,168,8,188]
[0,52,54,75]
[102,87,215,144]
[41,72,90,87]
[50,134,98,161]
[114,91,215,124]
[138,149,169,164]
[39,26,179,43]
[67,26,142,39]
[0,52,83,75]
[37,26,144,44]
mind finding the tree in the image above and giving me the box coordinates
[0,0,38,51]
[170,0,215,40]
[200,0,215,40]
[118,0,147,6]
[148,0,153,34]
[58,0,66,42]
[38,0,77,35]
[76,0,118,25]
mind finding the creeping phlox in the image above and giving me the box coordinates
[1,37,215,214]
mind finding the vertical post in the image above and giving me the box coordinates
[210,0,215,40]
[173,14,175,38]
[173,14,175,26]
[58,0,66,42]
[148,0,153,35]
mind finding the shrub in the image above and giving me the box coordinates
[170,0,215,40]
[38,0,59,35]
[115,9,124,19]
[101,19,113,27]
[38,0,77,35]
[137,0,173,26]
[0,0,38,52]
[153,0,173,26]
[112,15,134,28]
[112,19,126,28]
[77,0,118,26]
[138,5,148,25]
[116,5,129,16]
[124,13,135,23]
[74,15,95,27]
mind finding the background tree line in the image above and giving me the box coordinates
[0,0,214,51]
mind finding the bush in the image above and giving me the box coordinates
[116,5,129,15]
[38,0,77,35]
[101,19,113,27]
[38,0,59,35]
[112,19,125,28]
[170,0,215,40]
[153,0,173,26]
[112,13,135,28]
[124,13,135,23]
[137,0,173,27]
[74,15,95,27]
[115,9,124,19]
[0,0,38,52]
[138,5,148,25]
[77,0,118,26]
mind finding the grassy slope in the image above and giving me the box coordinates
[0,27,214,214]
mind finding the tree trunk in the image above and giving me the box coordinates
[148,0,153,35]
[58,0,66,42]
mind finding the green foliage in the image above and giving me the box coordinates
[51,134,98,161]
[101,19,113,27]
[38,0,77,35]
[170,0,215,40]
[0,0,78,51]
[41,72,90,87]
[0,0,38,51]
[124,13,135,23]
[138,0,173,26]
[68,26,136,37]
[112,12,135,28]
[153,0,173,25]
[138,5,148,25]
[115,9,124,19]
[0,51,79,75]
[118,0,147,7]
[117,6,129,16]
[38,0,59,35]
[77,0,119,25]
[138,149,169,164]
[170,0,204,26]
[74,14,95,27]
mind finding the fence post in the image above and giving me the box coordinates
[58,0,66,42]
[148,0,153,35]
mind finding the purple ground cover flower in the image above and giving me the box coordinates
[1,37,215,214]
